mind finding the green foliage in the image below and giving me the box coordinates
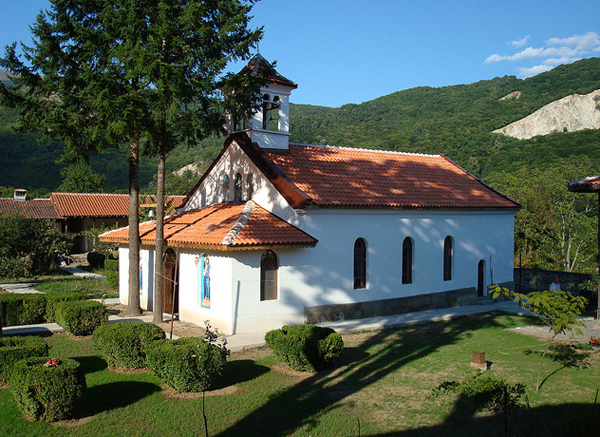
[0,293,47,326]
[93,321,165,368]
[54,300,108,336]
[490,284,588,392]
[104,259,119,272]
[10,356,86,422]
[58,161,106,193]
[432,369,525,436]
[0,214,72,278]
[44,291,86,323]
[147,334,229,392]
[265,324,344,372]
[87,251,106,268]
[0,336,48,383]
[107,271,119,291]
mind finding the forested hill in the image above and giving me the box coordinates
[2,57,600,192]
[289,56,600,181]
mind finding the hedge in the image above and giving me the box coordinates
[10,356,86,422]
[0,293,47,327]
[104,259,119,272]
[93,321,165,368]
[0,336,48,383]
[44,292,87,323]
[55,300,108,336]
[265,324,344,372]
[107,271,119,291]
[87,251,105,268]
[146,337,228,392]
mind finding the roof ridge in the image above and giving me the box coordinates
[51,192,129,196]
[221,201,254,246]
[289,143,440,158]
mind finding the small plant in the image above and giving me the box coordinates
[0,336,48,383]
[265,324,344,372]
[10,356,86,422]
[93,321,165,368]
[147,322,229,392]
[589,336,599,345]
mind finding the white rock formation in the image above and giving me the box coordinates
[493,89,600,139]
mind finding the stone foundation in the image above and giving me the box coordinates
[304,281,513,324]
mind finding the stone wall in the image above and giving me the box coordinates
[513,268,591,294]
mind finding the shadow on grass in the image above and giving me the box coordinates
[216,359,270,388]
[214,312,512,437]
[73,355,108,374]
[81,381,161,415]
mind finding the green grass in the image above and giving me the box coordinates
[0,313,598,437]
[34,278,118,299]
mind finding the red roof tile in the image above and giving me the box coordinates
[100,201,318,250]
[52,193,130,218]
[568,175,600,192]
[51,193,187,218]
[264,144,520,210]
[0,198,63,220]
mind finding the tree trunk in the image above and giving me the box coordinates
[153,143,166,323]
[127,135,142,316]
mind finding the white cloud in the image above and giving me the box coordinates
[485,31,600,78]
[510,36,530,48]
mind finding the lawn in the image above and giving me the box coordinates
[34,277,118,299]
[0,313,598,437]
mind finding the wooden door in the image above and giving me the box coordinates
[162,249,178,315]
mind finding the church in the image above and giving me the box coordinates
[101,55,520,335]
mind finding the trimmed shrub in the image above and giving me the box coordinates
[265,324,344,372]
[0,336,48,383]
[147,336,228,392]
[44,292,87,323]
[107,271,119,291]
[104,259,119,272]
[10,356,86,422]
[87,251,105,268]
[0,293,47,327]
[93,321,165,368]
[55,300,108,336]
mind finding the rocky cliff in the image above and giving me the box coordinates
[493,89,600,139]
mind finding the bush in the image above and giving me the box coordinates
[147,336,228,392]
[93,321,165,368]
[107,271,119,291]
[0,256,34,279]
[10,356,86,422]
[44,292,87,323]
[104,259,119,272]
[0,336,48,383]
[265,324,344,372]
[87,251,105,268]
[55,300,108,336]
[0,293,47,327]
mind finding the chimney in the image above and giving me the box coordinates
[13,189,27,202]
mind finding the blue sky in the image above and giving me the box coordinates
[2,0,599,107]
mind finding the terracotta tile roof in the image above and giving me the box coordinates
[263,144,520,210]
[99,201,318,250]
[51,193,130,218]
[51,193,187,218]
[568,175,600,192]
[0,198,63,220]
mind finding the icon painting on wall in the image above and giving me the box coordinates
[199,254,211,308]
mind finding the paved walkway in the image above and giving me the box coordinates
[2,283,599,351]
[59,266,106,279]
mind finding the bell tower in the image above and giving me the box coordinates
[227,54,297,150]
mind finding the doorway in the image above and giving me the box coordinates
[162,248,179,316]
[477,259,485,297]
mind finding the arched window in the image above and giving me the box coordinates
[443,236,453,281]
[354,238,367,289]
[260,250,278,300]
[234,173,243,202]
[262,93,280,131]
[222,174,230,202]
[247,173,254,200]
[402,237,413,284]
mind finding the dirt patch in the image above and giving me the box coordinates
[271,362,316,378]
[50,414,94,427]
[108,366,150,375]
